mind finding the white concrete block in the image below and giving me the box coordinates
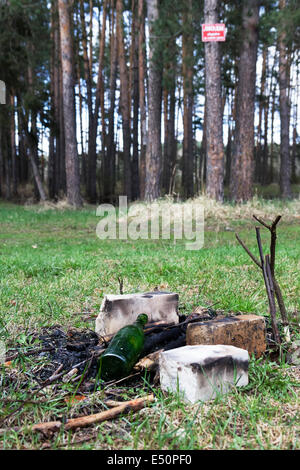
[159,345,249,403]
[95,291,179,336]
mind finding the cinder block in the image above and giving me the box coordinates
[95,291,179,336]
[159,345,249,403]
[186,314,266,358]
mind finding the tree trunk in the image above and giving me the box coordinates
[10,93,18,197]
[4,128,12,200]
[49,0,59,200]
[131,0,140,201]
[256,45,268,184]
[182,0,194,199]
[19,106,47,202]
[116,0,132,200]
[138,0,147,199]
[59,49,66,194]
[53,2,64,197]
[162,28,176,196]
[279,0,291,198]
[167,86,176,194]
[230,0,259,202]
[204,0,224,202]
[201,99,207,189]
[17,96,28,184]
[163,88,169,194]
[49,63,56,200]
[145,0,162,201]
[291,55,298,184]
[104,1,118,202]
[270,70,277,183]
[58,0,82,207]
[93,0,107,193]
[79,0,97,202]
[25,133,47,202]
[262,56,271,186]
[225,126,231,186]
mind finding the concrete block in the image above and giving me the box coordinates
[159,345,249,403]
[186,315,266,358]
[95,291,179,336]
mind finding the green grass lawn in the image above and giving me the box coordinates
[0,199,299,450]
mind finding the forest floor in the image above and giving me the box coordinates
[0,197,299,450]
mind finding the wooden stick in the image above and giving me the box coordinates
[0,395,155,436]
[265,255,281,345]
[31,394,155,435]
[236,218,286,345]
[253,215,288,325]
[63,394,155,431]
[252,215,271,230]
[255,228,281,345]
[235,233,262,269]
[255,227,265,266]
[253,214,281,275]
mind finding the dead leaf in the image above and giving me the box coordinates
[64,395,87,405]
[4,361,13,367]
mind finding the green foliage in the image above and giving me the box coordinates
[260,0,300,50]
[0,0,50,124]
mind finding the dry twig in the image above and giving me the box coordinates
[235,215,289,346]
[0,395,155,436]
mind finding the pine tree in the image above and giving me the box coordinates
[204,0,225,202]
[58,0,82,207]
[230,0,259,202]
[145,0,162,201]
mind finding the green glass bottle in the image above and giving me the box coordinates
[99,313,148,381]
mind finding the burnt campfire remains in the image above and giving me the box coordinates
[0,214,293,436]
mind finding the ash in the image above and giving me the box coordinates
[36,326,103,382]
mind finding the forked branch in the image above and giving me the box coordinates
[235,215,289,346]
[252,215,288,325]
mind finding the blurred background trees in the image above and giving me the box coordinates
[0,0,299,205]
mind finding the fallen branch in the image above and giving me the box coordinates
[0,395,155,436]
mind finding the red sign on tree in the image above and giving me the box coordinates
[202,24,226,42]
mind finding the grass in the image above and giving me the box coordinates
[0,197,299,450]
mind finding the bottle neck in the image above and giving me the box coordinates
[135,320,145,329]
[135,314,148,329]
